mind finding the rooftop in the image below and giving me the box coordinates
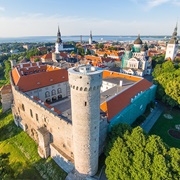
[11,62,68,92]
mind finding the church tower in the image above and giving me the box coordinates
[55,26,63,53]
[68,65,102,177]
[89,31,92,45]
[165,23,178,61]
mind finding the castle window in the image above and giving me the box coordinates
[36,113,38,121]
[45,91,50,98]
[57,88,62,94]
[30,109,33,118]
[85,101,87,106]
[84,87,88,91]
[22,104,25,111]
[51,89,56,96]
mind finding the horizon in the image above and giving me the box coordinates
[0,0,179,37]
[0,34,177,38]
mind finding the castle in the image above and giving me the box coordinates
[9,59,156,179]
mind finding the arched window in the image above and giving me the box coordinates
[45,91,50,98]
[22,104,25,111]
[51,89,56,96]
[57,88,62,94]
[30,109,33,118]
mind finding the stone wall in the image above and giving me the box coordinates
[1,85,13,112]
[11,81,74,163]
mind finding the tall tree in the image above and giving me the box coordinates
[105,124,180,180]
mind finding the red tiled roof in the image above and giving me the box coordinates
[11,64,68,92]
[41,53,52,59]
[100,79,153,121]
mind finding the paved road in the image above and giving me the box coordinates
[141,103,164,133]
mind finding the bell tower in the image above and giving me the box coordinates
[165,23,178,61]
[55,26,63,53]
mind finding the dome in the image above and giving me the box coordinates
[134,34,143,44]
[57,38,62,43]
[173,31,177,37]
[126,45,131,51]
[169,38,176,44]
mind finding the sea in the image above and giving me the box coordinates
[0,35,172,43]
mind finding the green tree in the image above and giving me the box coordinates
[105,123,180,180]
[34,58,40,62]
[0,153,14,179]
[98,43,104,49]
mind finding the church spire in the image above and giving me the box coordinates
[56,26,62,43]
[89,30,92,45]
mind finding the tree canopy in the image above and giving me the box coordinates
[152,60,180,108]
[105,124,180,180]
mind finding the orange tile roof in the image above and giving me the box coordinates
[102,70,142,82]
[100,79,153,121]
[41,53,52,59]
[11,64,68,92]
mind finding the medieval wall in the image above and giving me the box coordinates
[1,85,13,112]
[11,82,74,161]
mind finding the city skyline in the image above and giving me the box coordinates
[0,0,179,37]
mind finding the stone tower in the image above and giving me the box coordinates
[68,65,102,176]
[165,23,178,61]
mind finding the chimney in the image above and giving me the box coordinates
[119,80,123,87]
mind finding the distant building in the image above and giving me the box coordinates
[165,23,179,61]
[52,26,75,62]
[121,34,152,76]
[23,44,31,50]
[89,31,92,45]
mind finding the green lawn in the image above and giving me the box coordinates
[0,108,67,179]
[149,109,180,148]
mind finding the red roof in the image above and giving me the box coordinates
[41,53,52,59]
[100,79,153,121]
[11,63,68,92]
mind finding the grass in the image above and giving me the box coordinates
[149,109,180,148]
[0,108,67,179]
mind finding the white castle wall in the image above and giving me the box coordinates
[68,66,102,176]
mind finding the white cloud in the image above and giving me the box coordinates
[0,6,5,11]
[146,0,170,8]
[0,14,175,37]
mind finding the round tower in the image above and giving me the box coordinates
[68,65,102,176]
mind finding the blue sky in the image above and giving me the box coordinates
[0,0,179,37]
